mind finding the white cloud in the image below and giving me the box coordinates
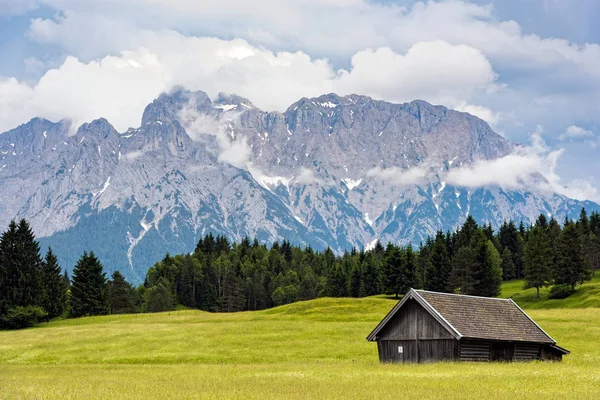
[454,103,500,127]
[30,1,600,77]
[444,128,599,202]
[177,100,252,169]
[334,41,499,112]
[218,136,251,169]
[0,35,499,133]
[0,49,169,133]
[366,165,430,185]
[23,1,600,141]
[559,125,594,141]
[445,153,551,190]
[295,168,323,185]
[122,150,144,162]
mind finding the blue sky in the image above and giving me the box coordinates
[0,0,599,200]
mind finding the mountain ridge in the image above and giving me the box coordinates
[1,88,597,283]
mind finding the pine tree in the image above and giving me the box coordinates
[69,252,109,317]
[554,222,591,290]
[0,220,19,316]
[500,248,516,281]
[449,246,477,294]
[221,264,246,312]
[326,263,348,297]
[577,208,590,236]
[348,263,362,297]
[40,248,67,319]
[359,254,379,297]
[425,233,451,292]
[382,245,404,298]
[535,214,548,229]
[471,232,503,297]
[417,244,432,288]
[403,245,419,292]
[108,271,137,314]
[590,212,600,235]
[15,219,43,308]
[457,216,479,247]
[523,226,553,298]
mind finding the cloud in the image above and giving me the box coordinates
[295,168,323,185]
[218,136,251,169]
[0,49,169,133]
[444,153,551,190]
[177,100,252,169]
[21,0,600,143]
[0,35,500,133]
[559,125,594,141]
[366,165,430,185]
[334,41,500,118]
[444,127,599,202]
[122,150,144,162]
[454,103,500,127]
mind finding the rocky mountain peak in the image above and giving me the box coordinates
[1,89,597,284]
[141,87,213,126]
[214,92,256,111]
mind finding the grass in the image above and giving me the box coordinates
[501,273,600,308]
[1,281,600,399]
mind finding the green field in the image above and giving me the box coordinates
[2,279,600,399]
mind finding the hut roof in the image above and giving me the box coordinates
[367,289,556,344]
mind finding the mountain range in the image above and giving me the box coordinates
[1,88,598,283]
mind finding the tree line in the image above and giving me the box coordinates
[0,220,137,329]
[140,209,599,311]
[1,209,598,328]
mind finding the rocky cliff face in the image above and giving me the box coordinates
[1,89,597,282]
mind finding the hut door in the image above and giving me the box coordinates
[397,345,404,363]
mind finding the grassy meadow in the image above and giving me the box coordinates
[2,278,600,399]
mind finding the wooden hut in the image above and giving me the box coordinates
[367,289,569,363]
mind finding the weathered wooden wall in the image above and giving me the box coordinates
[377,339,456,363]
[378,299,454,340]
[514,343,541,361]
[376,299,457,363]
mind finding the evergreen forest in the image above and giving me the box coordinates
[1,210,599,329]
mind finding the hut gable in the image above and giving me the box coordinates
[378,298,455,340]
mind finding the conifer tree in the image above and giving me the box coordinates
[403,245,419,292]
[16,219,43,307]
[40,248,67,319]
[554,222,591,290]
[108,271,137,314]
[417,244,432,288]
[359,254,379,297]
[348,262,362,297]
[471,232,503,297]
[449,246,477,294]
[0,219,45,319]
[69,252,109,317]
[382,245,404,298]
[523,226,553,298]
[425,233,451,292]
[326,263,348,297]
[0,220,19,316]
[221,263,246,312]
[500,248,516,281]
[457,216,479,247]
